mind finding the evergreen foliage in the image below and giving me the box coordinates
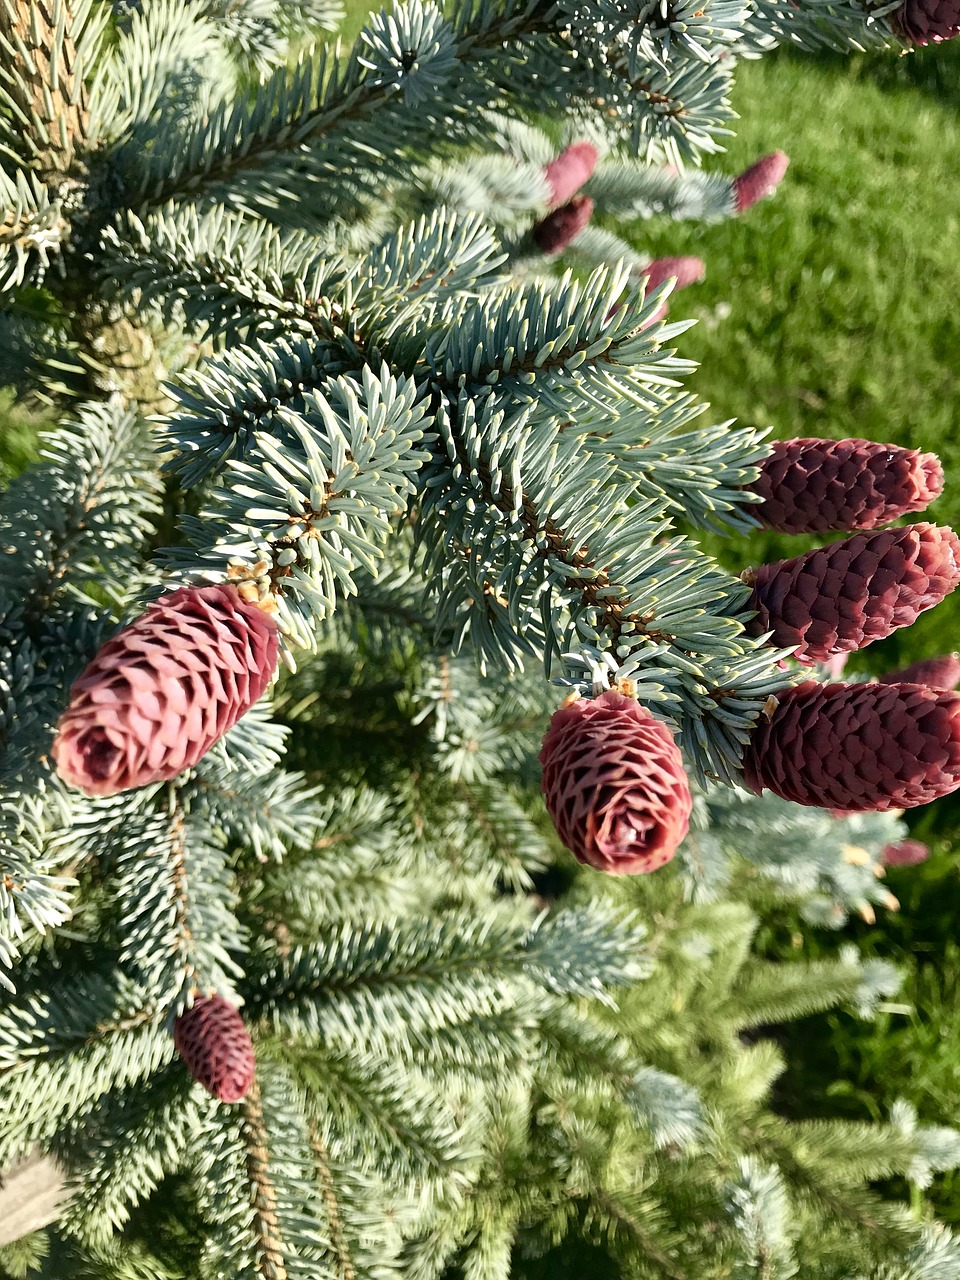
[1,0,958,1275]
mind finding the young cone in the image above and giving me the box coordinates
[539,689,691,874]
[893,0,960,42]
[173,995,256,1103]
[532,194,593,254]
[878,653,960,691]
[881,839,930,867]
[745,523,960,664]
[51,584,280,796]
[733,151,790,212]
[544,141,598,207]
[748,438,943,534]
[743,680,960,811]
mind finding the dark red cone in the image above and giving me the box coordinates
[539,690,691,874]
[746,523,960,665]
[174,994,256,1102]
[743,680,960,812]
[748,438,943,534]
[544,142,598,207]
[878,653,960,691]
[532,195,593,254]
[893,0,960,43]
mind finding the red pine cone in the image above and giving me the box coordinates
[733,151,790,212]
[539,689,691,874]
[893,0,960,43]
[746,523,960,665]
[878,653,960,691]
[748,438,943,535]
[881,838,930,866]
[641,256,706,294]
[173,994,255,1103]
[52,584,280,796]
[743,680,960,811]
[532,195,593,254]
[544,141,598,207]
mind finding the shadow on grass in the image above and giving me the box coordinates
[787,40,960,112]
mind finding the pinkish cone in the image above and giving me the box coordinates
[878,653,960,692]
[733,151,790,212]
[641,256,706,294]
[881,838,930,866]
[746,523,960,665]
[749,438,943,535]
[743,680,960,812]
[52,584,279,796]
[174,994,256,1102]
[539,690,691,874]
[532,195,593,255]
[544,142,598,208]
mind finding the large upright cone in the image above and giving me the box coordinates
[746,523,960,664]
[749,438,943,534]
[743,680,960,811]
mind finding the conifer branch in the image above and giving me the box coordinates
[241,1078,290,1280]
[307,1116,356,1280]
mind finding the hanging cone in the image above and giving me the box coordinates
[892,0,960,43]
[745,523,960,665]
[748,438,943,534]
[743,680,960,812]
[532,195,593,254]
[733,151,789,212]
[544,141,598,207]
[539,689,691,874]
[52,584,280,796]
[173,994,256,1103]
[878,653,960,691]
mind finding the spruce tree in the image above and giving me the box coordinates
[2,1,960,1276]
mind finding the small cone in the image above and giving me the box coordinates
[733,151,789,212]
[641,256,706,294]
[532,195,593,254]
[544,142,598,207]
[51,584,279,796]
[746,523,960,665]
[539,689,691,874]
[878,653,960,692]
[743,680,960,812]
[881,839,930,867]
[174,994,256,1102]
[748,438,943,535]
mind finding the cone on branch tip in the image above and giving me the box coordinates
[51,584,280,797]
[744,523,960,665]
[743,680,960,812]
[733,151,789,212]
[532,194,593,254]
[748,438,944,535]
[539,688,691,874]
[173,995,256,1103]
[879,653,960,691]
[893,0,960,43]
[881,838,930,867]
[544,141,598,207]
[635,256,705,326]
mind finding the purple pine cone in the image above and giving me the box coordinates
[745,523,960,665]
[893,0,960,43]
[733,151,790,212]
[749,438,943,535]
[879,654,960,691]
[743,680,960,812]
[532,195,593,255]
